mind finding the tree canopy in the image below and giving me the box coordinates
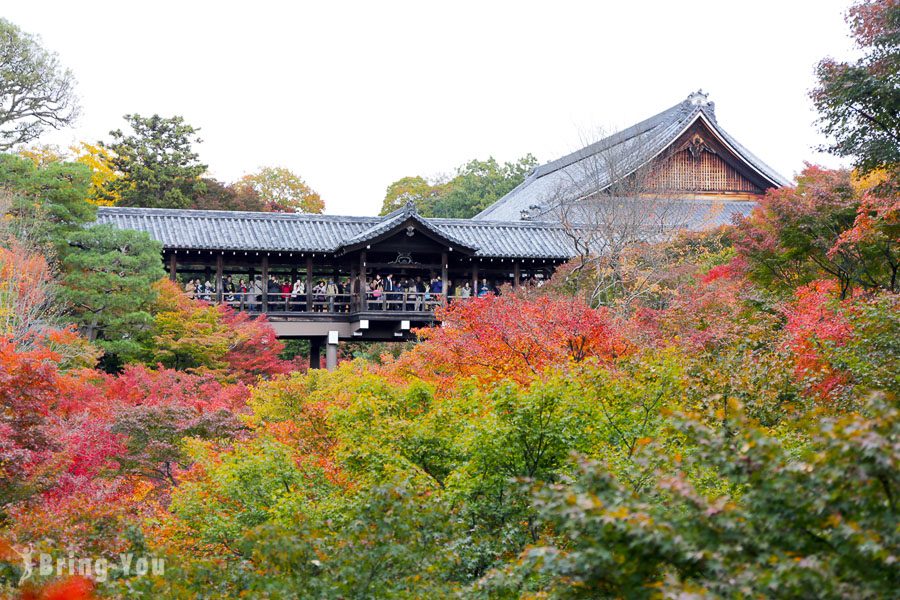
[379,154,538,218]
[234,166,324,213]
[812,0,900,173]
[0,19,79,150]
[102,114,207,209]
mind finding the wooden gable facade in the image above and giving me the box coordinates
[645,118,770,200]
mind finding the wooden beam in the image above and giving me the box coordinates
[472,261,478,293]
[168,253,177,281]
[513,261,520,289]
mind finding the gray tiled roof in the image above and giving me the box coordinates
[473,91,790,222]
[341,202,478,253]
[95,207,579,259]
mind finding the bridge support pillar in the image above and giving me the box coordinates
[326,330,339,371]
[309,337,322,370]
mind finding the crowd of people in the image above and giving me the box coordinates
[182,272,541,312]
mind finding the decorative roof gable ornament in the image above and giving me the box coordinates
[405,225,415,237]
[687,134,713,160]
[391,252,414,265]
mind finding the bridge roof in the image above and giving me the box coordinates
[95,206,580,259]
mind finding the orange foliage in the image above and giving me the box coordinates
[383,291,629,386]
[18,576,95,600]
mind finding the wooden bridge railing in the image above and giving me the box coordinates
[198,291,478,316]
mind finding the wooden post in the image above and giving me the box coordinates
[305,256,314,313]
[472,261,478,293]
[309,337,322,370]
[168,253,177,281]
[513,261,520,289]
[261,254,269,313]
[441,251,449,305]
[215,253,224,303]
[358,251,367,311]
[349,262,358,312]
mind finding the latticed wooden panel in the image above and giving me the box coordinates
[647,149,764,194]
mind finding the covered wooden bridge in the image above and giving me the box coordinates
[97,203,576,368]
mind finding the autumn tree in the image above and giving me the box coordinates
[541,132,703,311]
[385,291,628,386]
[0,240,56,344]
[70,142,120,206]
[234,166,324,213]
[379,175,443,215]
[0,19,79,150]
[144,279,291,383]
[812,0,900,174]
[17,143,65,167]
[735,165,898,296]
[0,340,61,514]
[190,178,264,212]
[102,114,206,209]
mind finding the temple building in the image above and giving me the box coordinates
[97,91,790,369]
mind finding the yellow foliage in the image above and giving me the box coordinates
[18,143,65,166]
[850,167,890,194]
[70,141,121,206]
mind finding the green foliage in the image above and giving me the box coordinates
[0,19,79,150]
[483,394,899,599]
[103,114,206,209]
[58,224,164,358]
[432,155,538,218]
[169,437,333,556]
[0,152,95,248]
[826,292,900,395]
[379,154,537,218]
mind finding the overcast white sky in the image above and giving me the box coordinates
[5,0,856,215]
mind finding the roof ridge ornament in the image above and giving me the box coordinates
[686,89,715,120]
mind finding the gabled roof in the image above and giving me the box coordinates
[338,202,478,255]
[473,91,791,222]
[95,207,579,259]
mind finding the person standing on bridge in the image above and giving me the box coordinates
[291,278,305,311]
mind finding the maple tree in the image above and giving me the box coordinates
[735,165,899,297]
[386,290,629,386]
[812,0,900,174]
[189,178,264,212]
[145,279,292,383]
